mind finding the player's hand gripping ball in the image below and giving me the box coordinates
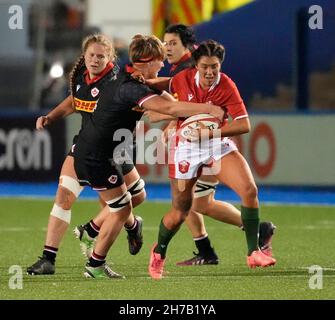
[179,113,221,142]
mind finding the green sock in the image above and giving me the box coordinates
[241,206,260,255]
[155,219,178,258]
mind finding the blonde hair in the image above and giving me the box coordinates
[69,34,116,96]
[82,34,116,61]
[129,34,165,63]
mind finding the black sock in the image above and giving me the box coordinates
[89,251,106,267]
[43,246,58,263]
[195,236,216,257]
[86,220,100,238]
[125,218,137,232]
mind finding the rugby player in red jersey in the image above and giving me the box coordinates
[149,25,275,267]
[148,40,276,279]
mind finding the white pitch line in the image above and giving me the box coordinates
[299,267,335,271]
[0,195,335,206]
[0,227,31,232]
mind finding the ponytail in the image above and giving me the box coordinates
[69,55,85,97]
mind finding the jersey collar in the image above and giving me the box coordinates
[194,70,221,91]
[170,52,192,73]
[84,62,114,85]
[125,64,136,74]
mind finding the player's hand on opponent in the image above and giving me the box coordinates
[130,70,145,83]
[36,116,51,130]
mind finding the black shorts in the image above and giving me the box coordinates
[68,135,79,157]
[118,162,134,175]
[113,135,137,175]
[70,135,135,176]
[74,156,124,190]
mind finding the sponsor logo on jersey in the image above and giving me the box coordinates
[178,160,190,174]
[108,175,118,184]
[76,85,81,92]
[188,94,194,101]
[91,87,99,97]
[74,97,97,113]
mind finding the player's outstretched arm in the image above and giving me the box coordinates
[142,96,224,121]
[144,90,179,123]
[144,110,176,122]
[145,77,171,91]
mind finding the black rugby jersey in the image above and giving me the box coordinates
[74,70,160,160]
[73,62,119,133]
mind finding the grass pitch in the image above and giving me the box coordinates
[0,198,334,300]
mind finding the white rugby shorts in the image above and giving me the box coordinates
[168,136,237,179]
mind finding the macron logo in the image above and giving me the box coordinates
[188,94,194,101]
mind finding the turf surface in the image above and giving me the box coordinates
[1,198,334,300]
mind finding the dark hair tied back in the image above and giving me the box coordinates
[192,39,225,64]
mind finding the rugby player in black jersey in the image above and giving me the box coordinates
[27,34,146,275]
[71,34,224,278]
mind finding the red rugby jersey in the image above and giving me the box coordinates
[170,68,248,128]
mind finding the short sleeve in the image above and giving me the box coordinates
[222,80,248,120]
[119,81,160,106]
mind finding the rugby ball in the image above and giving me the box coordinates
[179,113,221,141]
